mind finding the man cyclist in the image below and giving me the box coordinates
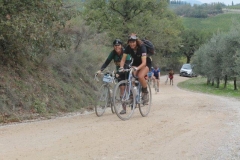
[119,33,152,106]
[152,65,160,92]
[147,67,154,85]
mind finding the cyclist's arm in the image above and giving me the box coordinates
[120,53,127,68]
[138,56,147,70]
[100,52,114,71]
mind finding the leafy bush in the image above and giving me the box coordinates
[0,1,78,58]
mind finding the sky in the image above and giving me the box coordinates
[198,0,236,5]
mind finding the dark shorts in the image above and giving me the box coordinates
[116,72,128,83]
[132,57,152,70]
[154,76,159,80]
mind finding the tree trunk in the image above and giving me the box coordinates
[211,78,214,86]
[186,56,190,63]
[216,78,220,88]
[224,75,227,89]
[207,77,210,85]
[234,77,237,90]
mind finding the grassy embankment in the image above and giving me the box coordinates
[0,15,114,123]
[179,10,240,98]
[178,77,240,99]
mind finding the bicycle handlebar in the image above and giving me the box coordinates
[94,70,116,83]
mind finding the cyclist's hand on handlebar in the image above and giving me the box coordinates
[132,67,138,71]
[95,70,102,75]
[118,67,124,72]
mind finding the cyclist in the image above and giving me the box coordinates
[96,39,132,114]
[169,69,174,85]
[119,33,152,105]
[152,65,160,92]
[147,67,154,85]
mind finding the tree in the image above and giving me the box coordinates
[83,0,183,59]
[0,1,78,60]
[179,29,208,63]
[192,21,240,90]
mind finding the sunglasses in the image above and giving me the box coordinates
[128,35,137,40]
[114,44,121,46]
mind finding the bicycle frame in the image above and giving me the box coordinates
[121,68,142,104]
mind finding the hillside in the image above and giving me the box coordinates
[182,12,240,33]
[0,29,113,123]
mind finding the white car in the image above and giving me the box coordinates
[179,63,197,77]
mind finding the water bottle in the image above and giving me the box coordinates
[133,86,138,96]
[135,80,139,86]
[109,89,113,97]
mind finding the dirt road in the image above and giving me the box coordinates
[1,75,240,160]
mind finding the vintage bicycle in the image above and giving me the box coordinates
[94,71,117,116]
[113,64,152,121]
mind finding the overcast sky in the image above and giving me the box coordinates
[199,0,236,5]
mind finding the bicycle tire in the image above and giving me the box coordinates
[95,84,109,117]
[110,97,115,114]
[139,82,152,117]
[113,80,136,121]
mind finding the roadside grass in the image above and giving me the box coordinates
[178,77,240,99]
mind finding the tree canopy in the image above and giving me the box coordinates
[83,0,183,58]
[179,29,208,63]
[192,21,240,90]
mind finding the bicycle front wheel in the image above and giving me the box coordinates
[139,82,152,117]
[110,97,115,114]
[113,80,136,121]
[95,84,109,117]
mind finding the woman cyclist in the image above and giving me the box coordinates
[96,39,131,76]
[96,39,132,112]
[119,33,152,107]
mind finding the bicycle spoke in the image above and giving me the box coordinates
[139,82,152,117]
[113,80,136,121]
[95,84,109,116]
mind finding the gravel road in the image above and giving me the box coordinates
[1,75,240,160]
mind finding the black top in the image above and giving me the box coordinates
[124,44,151,68]
[100,49,131,71]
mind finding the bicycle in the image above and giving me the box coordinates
[113,64,152,121]
[94,71,117,116]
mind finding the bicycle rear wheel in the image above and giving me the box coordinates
[139,82,152,117]
[113,80,136,121]
[95,84,109,117]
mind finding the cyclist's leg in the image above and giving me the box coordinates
[113,80,136,120]
[117,72,130,113]
[137,66,149,103]
[152,76,155,88]
[156,78,160,92]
